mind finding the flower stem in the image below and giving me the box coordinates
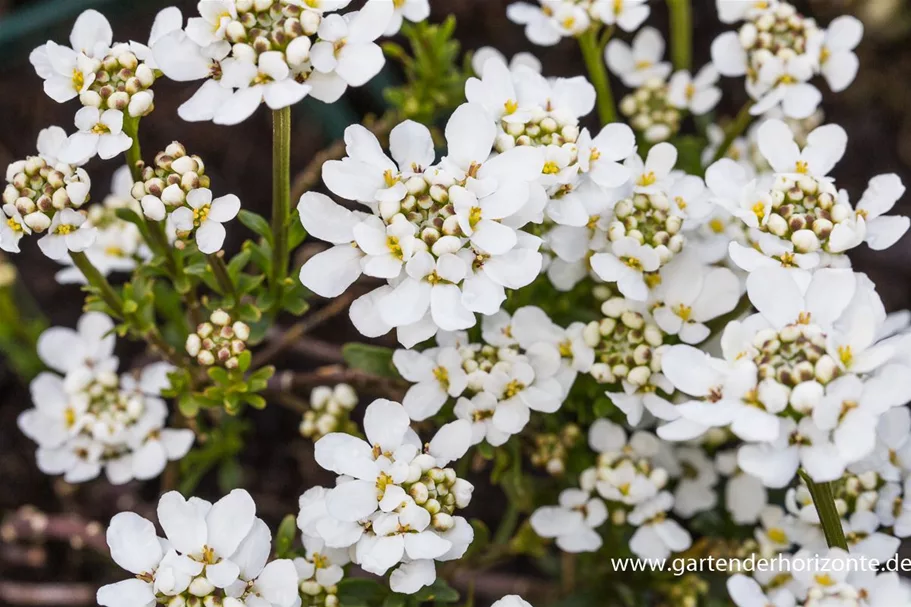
[800,471,848,550]
[121,115,143,182]
[666,0,692,71]
[579,28,617,126]
[270,107,292,304]
[69,251,124,315]
[711,101,754,163]
[208,253,236,302]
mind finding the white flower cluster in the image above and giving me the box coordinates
[707,119,909,271]
[97,489,299,607]
[298,103,547,347]
[728,548,910,606]
[712,1,862,119]
[17,313,193,484]
[393,306,593,444]
[54,166,149,284]
[299,399,474,594]
[135,141,241,254]
[580,252,741,425]
[507,0,651,45]
[607,27,721,143]
[659,267,911,488]
[151,0,398,125]
[30,9,173,163]
[1,127,95,259]
[299,383,358,441]
[531,419,694,560]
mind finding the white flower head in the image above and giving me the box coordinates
[605,27,672,88]
[170,189,240,254]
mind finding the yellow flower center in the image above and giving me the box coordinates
[193,204,210,227]
[673,304,692,321]
[634,60,652,70]
[64,407,76,428]
[767,527,788,544]
[820,46,831,64]
[504,379,525,399]
[558,340,573,358]
[837,345,853,367]
[709,218,725,234]
[433,365,450,389]
[779,74,797,85]
[637,172,657,187]
[561,16,576,29]
[613,0,624,13]
[426,270,444,285]
[798,311,812,325]
[504,99,519,115]
[622,256,642,271]
[685,83,696,99]
[7,218,23,233]
[105,246,124,257]
[542,161,561,175]
[674,195,687,210]
[55,224,75,235]
[618,482,631,496]
[383,169,398,188]
[468,206,483,229]
[779,251,796,267]
[72,69,84,91]
[751,201,766,220]
[795,160,809,174]
[586,215,600,230]
[91,123,110,135]
[393,0,406,7]
[312,553,329,569]
[589,148,602,162]
[387,235,403,260]
[644,273,662,288]
[856,209,869,219]
[814,574,836,587]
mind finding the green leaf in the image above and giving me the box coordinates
[381,595,407,607]
[238,210,274,244]
[244,394,267,409]
[412,579,459,603]
[274,514,298,558]
[338,578,388,607]
[342,343,398,378]
[217,457,243,492]
[289,216,308,249]
[178,393,203,417]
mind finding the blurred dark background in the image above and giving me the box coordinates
[1,0,910,603]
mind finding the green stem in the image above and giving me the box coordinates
[270,107,292,303]
[711,101,754,163]
[122,115,143,182]
[70,251,124,315]
[493,499,520,546]
[208,253,236,301]
[800,471,848,550]
[666,0,692,71]
[579,28,617,126]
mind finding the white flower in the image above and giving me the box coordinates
[170,189,240,254]
[97,490,299,607]
[308,1,394,103]
[385,0,430,35]
[506,1,590,46]
[0,204,31,253]
[29,10,112,102]
[627,492,691,560]
[394,347,468,420]
[297,192,368,297]
[818,15,863,93]
[214,52,312,125]
[715,450,769,525]
[593,0,650,32]
[668,65,721,115]
[576,124,637,189]
[530,489,607,552]
[672,447,719,518]
[605,27,671,88]
[750,55,822,119]
[836,173,910,252]
[651,254,741,344]
[590,237,660,301]
[36,311,118,377]
[727,574,796,607]
[37,208,96,260]
[755,118,846,179]
[58,108,133,164]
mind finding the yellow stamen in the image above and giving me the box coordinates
[709,218,725,234]
[542,161,561,175]
[55,224,75,235]
[767,528,788,544]
[7,218,23,233]
[468,206,483,229]
[193,204,210,227]
[673,304,692,321]
[837,345,853,367]
[387,235,403,260]
[433,365,450,390]
[504,379,524,399]
[751,201,766,220]
[637,172,657,187]
[72,69,85,91]
[795,160,809,174]
[383,169,398,188]
[622,256,643,271]
[814,574,836,587]
[634,60,652,70]
[504,99,519,115]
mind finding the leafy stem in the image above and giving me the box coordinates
[579,27,617,126]
[799,470,849,550]
[121,114,143,182]
[666,0,692,71]
[270,107,292,308]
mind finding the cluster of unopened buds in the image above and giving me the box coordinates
[299,384,358,441]
[530,423,582,476]
[186,309,251,369]
[1,127,92,256]
[619,78,682,143]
